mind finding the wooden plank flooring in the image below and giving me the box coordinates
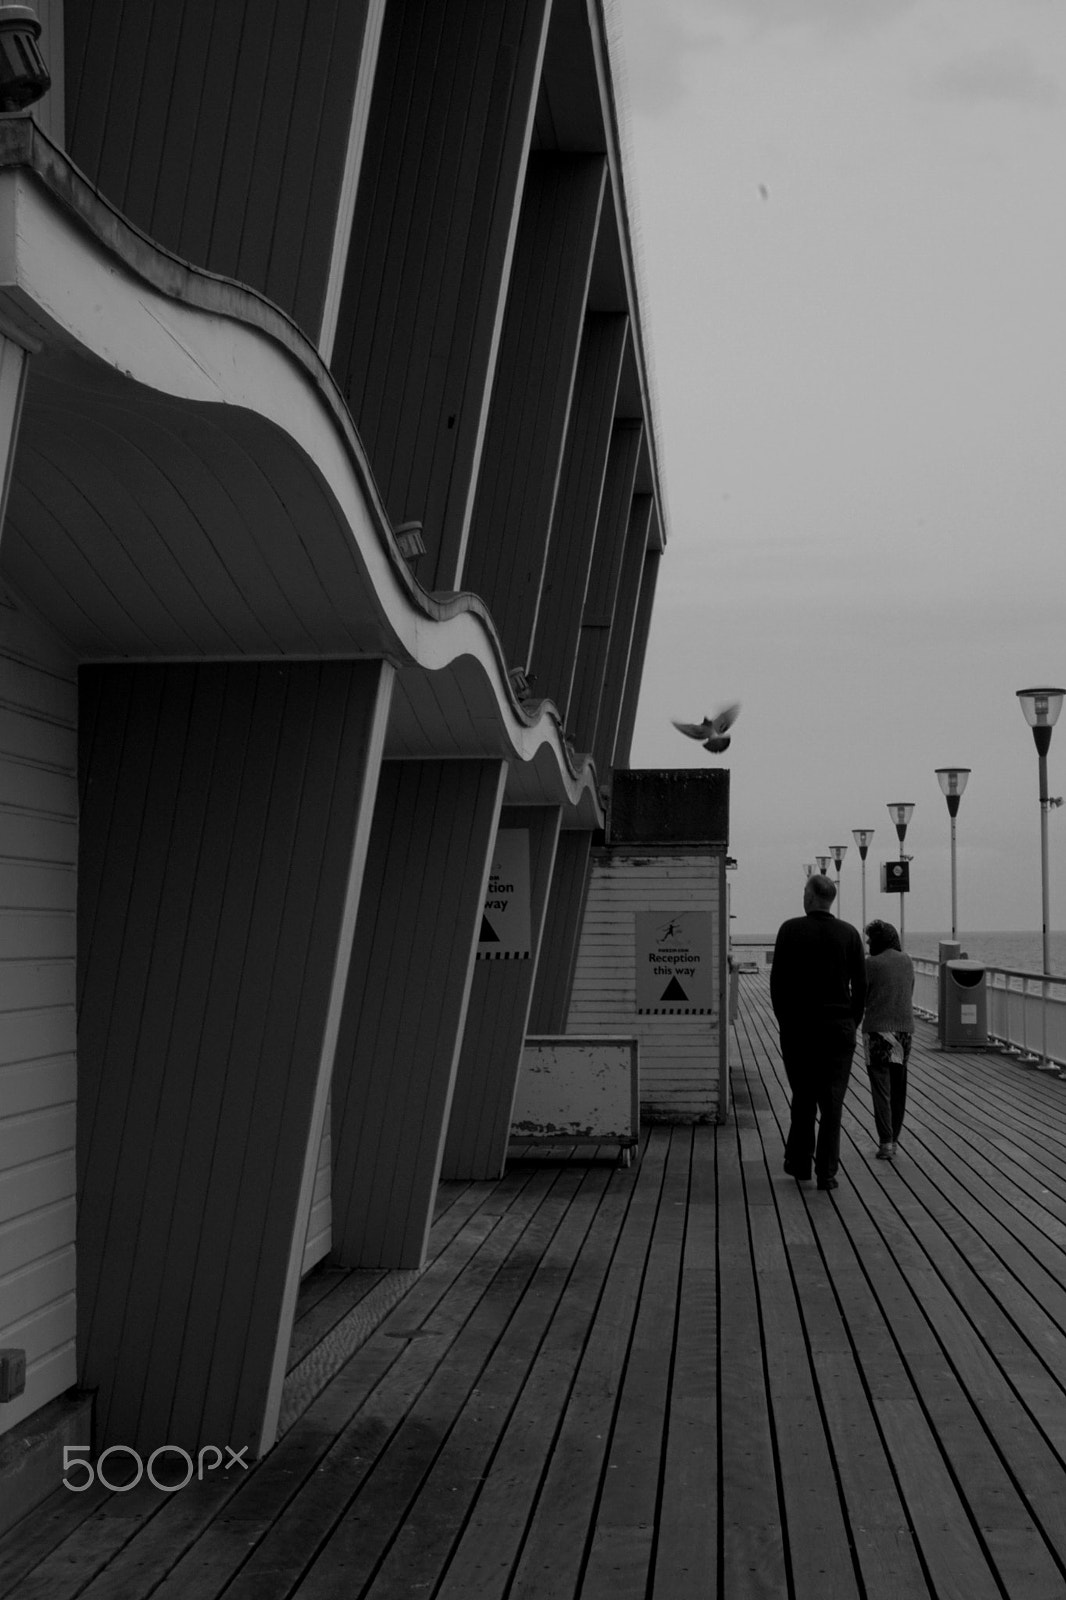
[5,972,1066,1597]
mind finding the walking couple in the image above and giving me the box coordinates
[769,874,914,1191]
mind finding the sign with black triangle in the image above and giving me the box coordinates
[477,829,531,959]
[634,909,716,1013]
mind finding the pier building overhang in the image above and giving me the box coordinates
[0,117,602,825]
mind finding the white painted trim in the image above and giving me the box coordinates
[318,0,388,368]
[258,660,395,1456]
[0,162,601,822]
[0,332,27,540]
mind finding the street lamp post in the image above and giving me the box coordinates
[935,768,970,942]
[886,803,915,949]
[829,844,847,917]
[815,855,831,881]
[1016,687,1065,977]
[852,829,875,932]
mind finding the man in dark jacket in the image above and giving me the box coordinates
[770,874,866,1190]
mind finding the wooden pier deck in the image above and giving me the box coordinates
[5,972,1066,1598]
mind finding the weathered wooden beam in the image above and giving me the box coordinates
[567,419,643,753]
[594,493,654,776]
[76,659,392,1459]
[527,312,627,718]
[442,805,561,1180]
[613,543,661,771]
[331,758,507,1267]
[527,828,594,1035]
[332,0,553,590]
[462,153,606,666]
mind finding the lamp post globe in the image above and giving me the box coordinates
[828,844,847,917]
[935,769,970,942]
[852,829,874,932]
[1016,688,1065,976]
[886,803,915,949]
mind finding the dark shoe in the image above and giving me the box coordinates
[816,1176,838,1191]
[876,1142,895,1160]
[783,1159,811,1181]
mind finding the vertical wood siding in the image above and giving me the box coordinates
[0,586,77,1439]
[612,548,661,771]
[63,0,374,341]
[527,313,627,715]
[331,0,552,591]
[77,660,389,1458]
[300,1084,332,1277]
[527,829,592,1034]
[567,852,725,1122]
[27,1,64,147]
[567,420,642,753]
[442,804,560,1180]
[0,338,27,543]
[330,758,506,1269]
[461,154,605,666]
[593,494,652,777]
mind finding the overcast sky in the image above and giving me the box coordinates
[614,0,1066,935]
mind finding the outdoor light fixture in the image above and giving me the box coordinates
[935,768,971,942]
[815,855,830,877]
[0,6,49,112]
[886,803,915,948]
[852,828,875,931]
[393,520,426,562]
[887,802,915,839]
[1016,687,1065,976]
[803,862,814,878]
[828,844,847,916]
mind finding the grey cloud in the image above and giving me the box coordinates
[614,0,919,118]
[612,1,722,116]
[696,0,917,36]
[926,42,1060,107]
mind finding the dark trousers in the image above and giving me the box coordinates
[780,1021,857,1181]
[864,1031,911,1143]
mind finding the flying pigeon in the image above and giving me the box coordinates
[672,703,741,754]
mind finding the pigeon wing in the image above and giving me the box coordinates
[709,702,741,735]
[672,720,710,740]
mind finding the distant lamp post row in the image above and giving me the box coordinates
[1017,686,1065,976]
[795,688,1063,966]
[935,768,970,942]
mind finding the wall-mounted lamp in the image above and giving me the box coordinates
[393,520,426,563]
[0,7,49,112]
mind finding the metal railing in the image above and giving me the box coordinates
[913,956,1066,1071]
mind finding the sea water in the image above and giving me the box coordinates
[902,931,1066,978]
[738,930,1066,977]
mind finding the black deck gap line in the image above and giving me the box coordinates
[734,975,1066,1598]
[16,1166,559,1600]
[191,1164,578,1600]
[502,1128,674,1600]
[728,1032,928,1600]
[262,1168,599,1598]
[11,973,1066,1599]
[578,1127,693,1600]
[363,1163,628,1598]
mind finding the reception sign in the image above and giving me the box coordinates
[477,829,531,959]
[635,910,715,1013]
